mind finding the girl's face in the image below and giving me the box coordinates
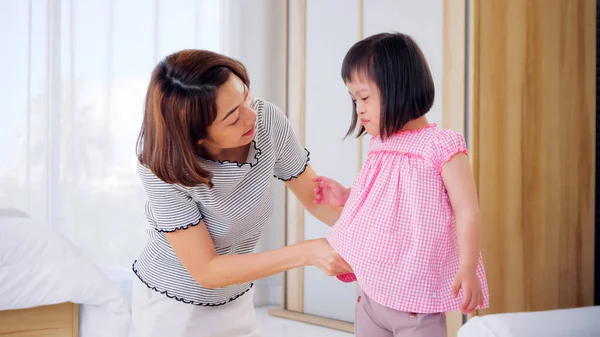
[200,74,257,150]
[346,73,381,137]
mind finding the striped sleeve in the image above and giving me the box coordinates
[137,163,202,232]
[263,101,310,181]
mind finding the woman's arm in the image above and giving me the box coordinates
[285,164,344,227]
[166,221,351,289]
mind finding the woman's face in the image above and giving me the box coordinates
[201,74,257,150]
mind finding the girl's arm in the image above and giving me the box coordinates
[442,153,481,271]
[284,164,344,226]
[166,222,351,289]
[441,152,482,313]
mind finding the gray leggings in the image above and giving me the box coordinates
[355,288,447,337]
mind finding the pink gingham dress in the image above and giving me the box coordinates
[327,123,489,313]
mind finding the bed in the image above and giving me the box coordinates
[0,302,78,336]
[0,210,131,337]
[458,305,600,337]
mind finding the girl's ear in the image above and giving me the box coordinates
[197,139,204,145]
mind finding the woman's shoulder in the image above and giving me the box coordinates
[136,161,189,193]
[253,97,293,145]
[137,161,157,181]
[254,98,287,127]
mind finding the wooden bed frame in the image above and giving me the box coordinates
[0,303,78,337]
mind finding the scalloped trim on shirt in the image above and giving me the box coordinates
[199,139,263,168]
[275,149,311,181]
[153,216,204,233]
[132,260,254,307]
[436,147,469,174]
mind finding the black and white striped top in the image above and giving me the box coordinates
[132,99,309,306]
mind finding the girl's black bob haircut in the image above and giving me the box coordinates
[341,32,435,140]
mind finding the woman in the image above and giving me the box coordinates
[131,49,351,337]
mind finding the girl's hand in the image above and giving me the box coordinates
[337,273,357,283]
[303,238,353,276]
[452,268,484,314]
[312,176,350,207]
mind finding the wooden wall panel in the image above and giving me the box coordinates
[284,0,307,313]
[442,0,468,335]
[475,0,596,315]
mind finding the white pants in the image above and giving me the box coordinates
[132,279,262,337]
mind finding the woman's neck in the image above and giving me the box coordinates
[201,143,251,163]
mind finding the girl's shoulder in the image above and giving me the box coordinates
[368,124,467,168]
[395,123,465,143]
[425,126,468,172]
[429,126,466,147]
[370,123,464,149]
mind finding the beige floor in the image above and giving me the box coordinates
[257,307,353,337]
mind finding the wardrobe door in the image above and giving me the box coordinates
[473,0,596,314]
[595,0,600,307]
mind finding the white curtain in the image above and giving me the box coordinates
[0,0,225,271]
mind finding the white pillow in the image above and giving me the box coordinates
[0,208,30,218]
[0,216,79,268]
[0,216,131,337]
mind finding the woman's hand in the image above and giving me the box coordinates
[452,267,484,314]
[312,176,351,207]
[302,238,353,276]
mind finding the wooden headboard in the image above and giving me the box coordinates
[0,303,78,337]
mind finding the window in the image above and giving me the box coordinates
[0,0,224,270]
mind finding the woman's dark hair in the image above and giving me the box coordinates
[341,32,435,139]
[136,49,249,188]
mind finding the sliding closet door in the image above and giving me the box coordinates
[596,0,600,307]
[474,0,596,314]
[302,0,361,323]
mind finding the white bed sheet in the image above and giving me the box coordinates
[0,215,131,337]
[458,306,600,337]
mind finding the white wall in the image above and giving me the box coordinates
[0,0,227,271]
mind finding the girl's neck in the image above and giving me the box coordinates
[401,116,431,132]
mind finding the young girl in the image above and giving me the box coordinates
[313,32,489,336]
